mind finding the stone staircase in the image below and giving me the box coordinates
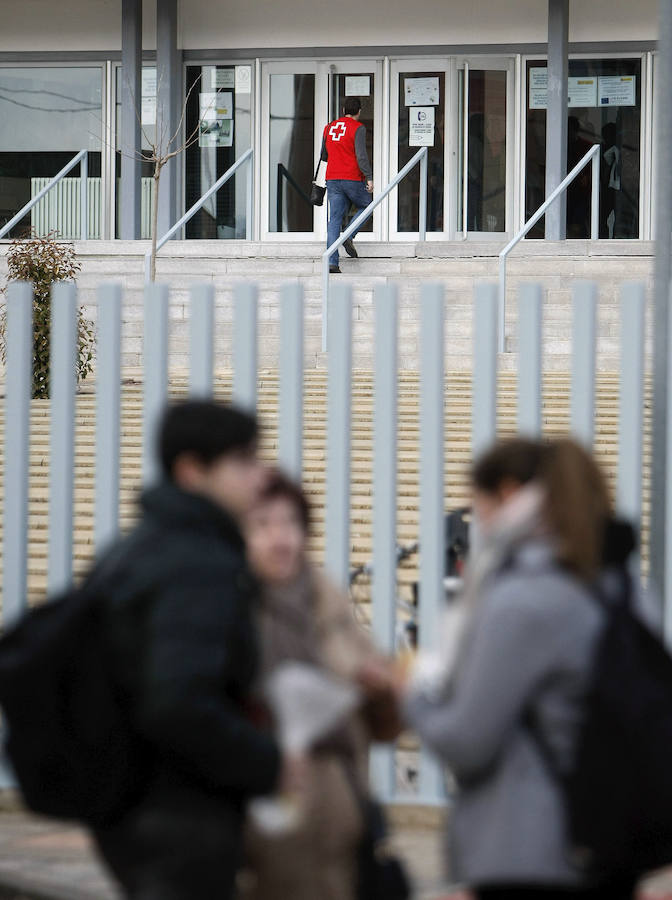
[0,368,642,613]
[0,239,655,371]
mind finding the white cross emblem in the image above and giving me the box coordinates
[329,122,347,142]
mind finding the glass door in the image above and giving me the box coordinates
[456,58,515,239]
[261,61,322,240]
[390,59,452,240]
[260,60,381,241]
[326,60,382,238]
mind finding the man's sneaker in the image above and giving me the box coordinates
[329,265,342,274]
[343,238,358,258]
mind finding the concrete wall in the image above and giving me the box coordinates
[0,0,658,53]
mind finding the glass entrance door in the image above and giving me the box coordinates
[260,60,380,241]
[390,60,451,239]
[456,58,515,238]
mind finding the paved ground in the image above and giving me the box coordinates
[0,806,670,899]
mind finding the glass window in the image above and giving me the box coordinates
[183,65,252,239]
[330,72,374,233]
[114,66,156,240]
[0,67,102,238]
[525,58,642,239]
[269,73,315,233]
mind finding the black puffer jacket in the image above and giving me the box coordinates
[96,482,281,803]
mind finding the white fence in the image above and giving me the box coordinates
[1,278,652,803]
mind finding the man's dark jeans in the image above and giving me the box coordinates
[326,179,371,266]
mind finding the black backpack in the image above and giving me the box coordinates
[0,577,149,827]
[534,522,672,879]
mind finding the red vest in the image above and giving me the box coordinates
[323,117,364,181]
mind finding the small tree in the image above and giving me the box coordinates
[0,233,95,398]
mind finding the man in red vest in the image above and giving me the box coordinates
[321,96,373,273]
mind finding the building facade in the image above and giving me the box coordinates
[0,0,659,243]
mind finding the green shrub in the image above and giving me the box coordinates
[1,234,95,399]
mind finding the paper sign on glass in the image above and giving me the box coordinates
[568,77,597,108]
[405,76,440,106]
[141,68,157,125]
[598,75,636,107]
[199,92,234,147]
[345,75,370,97]
[529,67,548,109]
[235,65,252,94]
[409,106,435,147]
[211,68,235,90]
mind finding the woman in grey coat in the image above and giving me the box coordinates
[404,438,637,900]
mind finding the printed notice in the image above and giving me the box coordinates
[211,68,235,90]
[529,67,547,109]
[530,68,598,109]
[409,106,434,147]
[141,68,157,125]
[345,75,370,96]
[568,77,597,108]
[199,92,234,147]
[235,65,252,94]
[404,76,440,106]
[598,75,636,106]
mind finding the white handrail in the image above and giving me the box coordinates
[145,147,253,282]
[498,143,601,352]
[0,150,88,241]
[321,145,428,352]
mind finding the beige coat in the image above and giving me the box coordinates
[238,570,396,900]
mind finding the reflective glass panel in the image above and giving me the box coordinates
[0,67,102,238]
[525,58,641,238]
[330,72,375,233]
[269,73,315,233]
[462,70,507,233]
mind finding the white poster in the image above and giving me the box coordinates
[235,65,252,94]
[199,92,234,147]
[345,75,370,97]
[409,106,435,147]
[141,68,157,125]
[404,76,440,106]
[598,75,636,107]
[211,68,235,90]
[529,67,548,109]
[529,69,598,109]
[568,77,597,108]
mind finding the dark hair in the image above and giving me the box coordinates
[343,96,361,116]
[472,437,611,579]
[257,470,311,532]
[158,400,257,479]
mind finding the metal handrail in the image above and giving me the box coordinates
[498,143,600,352]
[321,145,428,351]
[0,150,88,241]
[145,147,253,282]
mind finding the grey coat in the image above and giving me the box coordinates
[405,540,605,888]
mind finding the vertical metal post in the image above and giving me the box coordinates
[473,283,499,457]
[418,283,445,804]
[651,0,672,621]
[617,283,645,524]
[79,151,88,241]
[419,149,428,242]
[545,0,569,240]
[278,283,304,479]
[246,157,253,241]
[48,282,77,595]
[570,282,597,448]
[95,283,122,554]
[232,283,258,412]
[518,283,544,437]
[189,283,214,398]
[325,283,352,591]
[590,150,600,241]
[120,0,143,239]
[143,282,169,484]
[370,284,398,801]
[3,283,32,627]
[156,0,179,235]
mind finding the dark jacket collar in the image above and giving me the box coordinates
[140,481,245,551]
